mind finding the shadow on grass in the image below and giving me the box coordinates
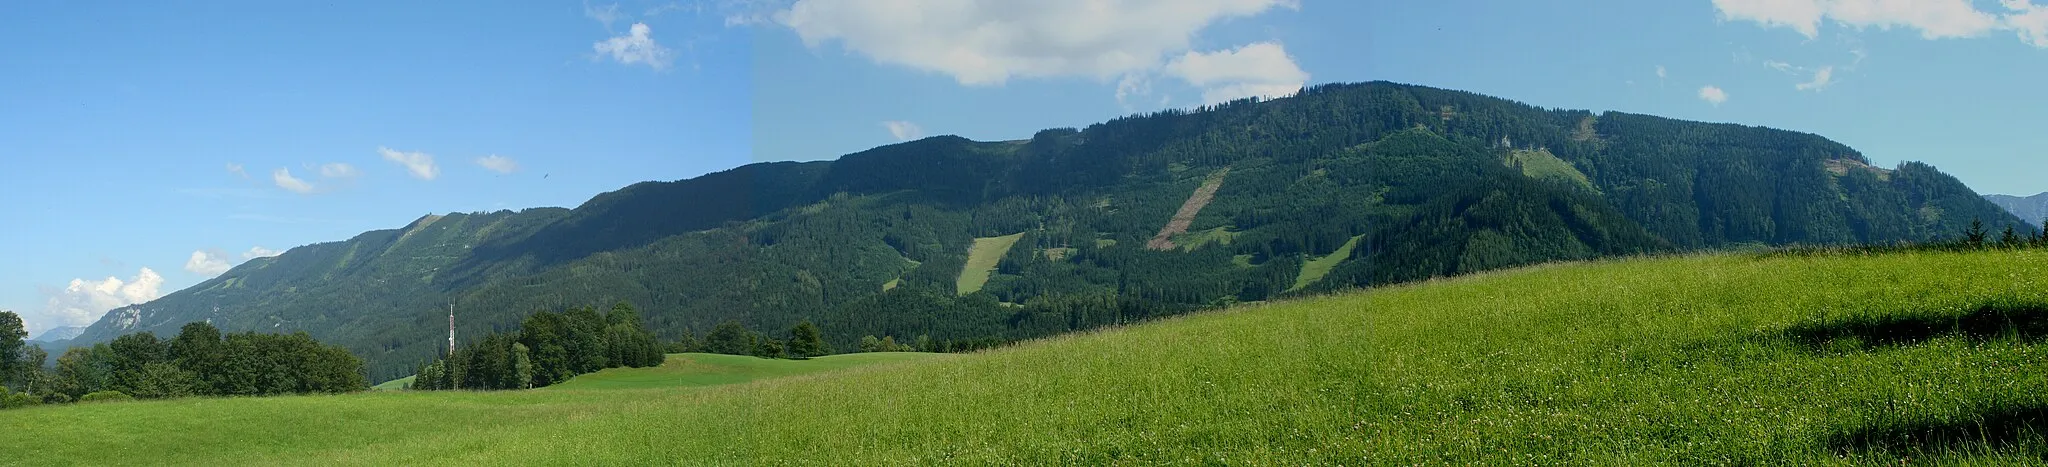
[1784,303,2048,352]
[1828,403,2048,460]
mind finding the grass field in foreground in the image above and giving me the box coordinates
[955,232,1024,296]
[4,249,2045,465]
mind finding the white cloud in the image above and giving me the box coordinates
[35,267,164,333]
[476,155,520,174]
[185,250,233,276]
[644,2,688,17]
[585,1,624,29]
[378,147,440,180]
[777,0,1298,86]
[1699,85,1730,105]
[594,23,675,70]
[1713,0,1827,37]
[319,162,360,178]
[1655,65,1667,78]
[226,163,247,178]
[243,246,282,259]
[1164,41,1308,105]
[1796,66,1836,91]
[272,168,315,194]
[882,121,924,141]
[1115,74,1152,110]
[2009,0,2048,47]
[1762,60,1841,92]
[1715,0,2046,47]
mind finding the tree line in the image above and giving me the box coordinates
[1,314,367,408]
[411,302,665,390]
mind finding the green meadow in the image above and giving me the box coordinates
[1290,233,1363,292]
[546,352,943,390]
[4,249,2045,465]
[956,232,1025,296]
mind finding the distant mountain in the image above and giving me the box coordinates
[68,81,2031,380]
[1984,192,2048,226]
[30,326,83,342]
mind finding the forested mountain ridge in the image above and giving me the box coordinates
[69,81,2031,379]
[1985,192,2048,225]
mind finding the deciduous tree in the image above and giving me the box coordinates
[788,320,829,358]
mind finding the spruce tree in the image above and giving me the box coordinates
[1965,219,1988,247]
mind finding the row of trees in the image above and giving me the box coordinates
[411,302,665,390]
[670,318,984,357]
[0,313,367,408]
[1962,219,2048,248]
[679,320,833,359]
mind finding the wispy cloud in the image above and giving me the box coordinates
[1763,60,1841,92]
[882,121,924,141]
[185,249,233,276]
[226,163,248,178]
[378,147,440,180]
[1796,66,1836,91]
[176,187,273,200]
[272,168,315,194]
[320,163,360,178]
[585,1,623,30]
[228,213,346,224]
[476,155,520,174]
[1163,41,1310,105]
[772,0,1300,106]
[1698,85,1730,106]
[1714,0,2048,48]
[594,23,675,70]
[243,246,283,259]
[777,0,1298,86]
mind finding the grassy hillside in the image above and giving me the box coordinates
[956,233,1024,296]
[1289,234,1361,292]
[369,376,413,391]
[6,249,2043,464]
[547,352,943,390]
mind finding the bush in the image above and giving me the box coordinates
[1,392,41,409]
[41,392,73,404]
[79,390,134,403]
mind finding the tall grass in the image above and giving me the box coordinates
[4,250,2044,465]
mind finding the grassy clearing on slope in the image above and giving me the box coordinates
[1506,148,1595,192]
[1289,234,1362,292]
[1173,226,1237,251]
[6,250,2047,465]
[548,352,941,390]
[370,376,413,391]
[956,232,1024,296]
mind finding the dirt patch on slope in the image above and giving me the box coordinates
[1147,168,1229,250]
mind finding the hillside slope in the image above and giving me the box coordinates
[1987,192,2048,226]
[9,250,2046,464]
[70,81,2031,379]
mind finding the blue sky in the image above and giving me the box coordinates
[5,0,2045,335]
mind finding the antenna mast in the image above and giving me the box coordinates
[447,302,456,356]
